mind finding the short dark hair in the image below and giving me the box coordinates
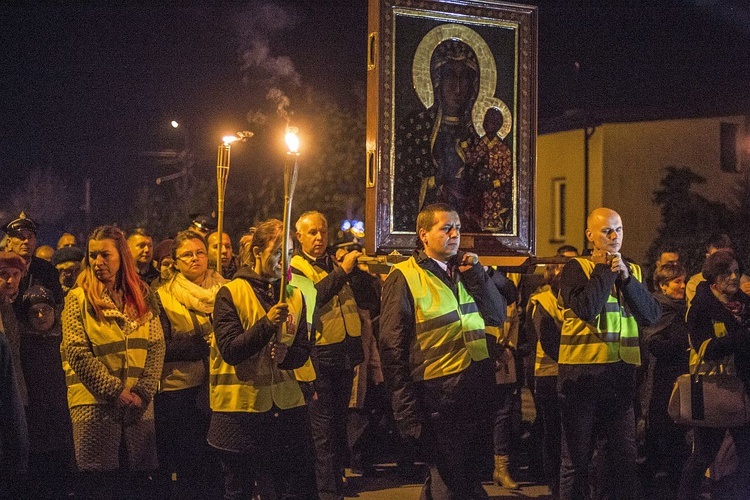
[556,245,578,256]
[657,244,680,257]
[702,250,738,285]
[127,227,151,240]
[705,233,733,253]
[653,262,687,289]
[415,203,456,249]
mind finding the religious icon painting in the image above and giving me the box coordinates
[365,0,537,258]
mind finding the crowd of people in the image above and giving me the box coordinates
[1,206,750,500]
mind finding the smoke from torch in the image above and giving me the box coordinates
[234,2,301,128]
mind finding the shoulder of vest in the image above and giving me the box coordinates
[223,277,250,293]
[67,287,87,310]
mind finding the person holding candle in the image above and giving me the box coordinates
[208,219,316,499]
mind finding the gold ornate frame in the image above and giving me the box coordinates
[365,0,537,258]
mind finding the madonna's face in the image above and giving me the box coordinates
[438,60,476,117]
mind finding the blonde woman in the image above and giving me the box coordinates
[154,230,225,498]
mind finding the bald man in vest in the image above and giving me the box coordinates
[380,203,505,499]
[557,208,660,500]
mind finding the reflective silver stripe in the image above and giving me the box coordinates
[620,337,640,347]
[92,341,124,356]
[460,302,479,315]
[463,328,486,342]
[560,331,620,345]
[604,302,620,313]
[92,337,150,357]
[211,372,274,387]
[113,366,145,380]
[66,365,144,386]
[410,337,466,366]
[463,330,487,342]
[415,310,460,335]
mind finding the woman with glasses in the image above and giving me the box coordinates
[209,219,317,499]
[677,251,750,499]
[154,230,226,498]
[61,225,165,498]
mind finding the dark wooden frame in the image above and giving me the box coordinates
[365,0,537,258]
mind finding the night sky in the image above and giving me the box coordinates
[2,1,749,227]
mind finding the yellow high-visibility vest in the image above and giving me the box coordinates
[62,288,151,408]
[290,254,361,346]
[156,287,210,392]
[209,279,305,412]
[393,257,489,381]
[559,257,642,366]
[289,272,317,382]
[527,285,561,377]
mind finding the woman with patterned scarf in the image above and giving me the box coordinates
[61,225,165,499]
[154,230,226,499]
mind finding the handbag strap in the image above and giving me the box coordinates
[690,338,713,378]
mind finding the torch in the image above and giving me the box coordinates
[278,128,300,339]
[216,131,253,270]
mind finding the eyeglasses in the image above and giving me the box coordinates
[176,250,207,262]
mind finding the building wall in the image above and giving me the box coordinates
[600,116,745,263]
[537,115,746,263]
[536,129,590,257]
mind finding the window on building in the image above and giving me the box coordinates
[552,178,566,242]
[721,122,739,173]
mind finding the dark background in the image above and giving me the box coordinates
[2,0,749,234]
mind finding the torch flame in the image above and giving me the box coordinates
[285,129,300,153]
[222,135,239,145]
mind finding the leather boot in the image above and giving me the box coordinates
[493,454,520,489]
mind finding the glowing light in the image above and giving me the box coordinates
[222,135,239,145]
[351,220,365,238]
[171,120,179,128]
[285,129,300,153]
[341,220,352,231]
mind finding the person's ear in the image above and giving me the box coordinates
[419,228,428,245]
[252,246,262,259]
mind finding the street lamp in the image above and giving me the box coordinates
[215,130,253,268]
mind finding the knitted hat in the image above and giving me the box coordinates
[153,238,174,264]
[0,251,26,272]
[52,246,85,266]
[20,285,55,319]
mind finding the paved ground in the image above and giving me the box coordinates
[342,465,553,500]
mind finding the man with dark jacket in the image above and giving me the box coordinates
[380,203,505,499]
[3,213,64,308]
[290,211,364,500]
